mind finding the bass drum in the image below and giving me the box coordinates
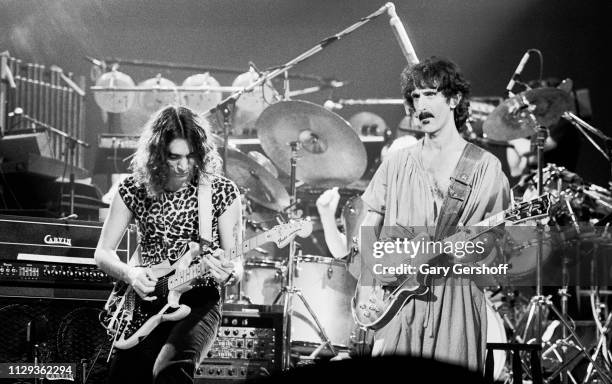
[290,255,357,352]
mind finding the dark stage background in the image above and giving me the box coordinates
[1,0,610,187]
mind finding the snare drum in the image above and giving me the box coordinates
[290,255,357,350]
[241,258,283,305]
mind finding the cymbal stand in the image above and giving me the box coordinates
[274,141,337,370]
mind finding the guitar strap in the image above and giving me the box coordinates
[433,142,485,241]
[198,179,214,251]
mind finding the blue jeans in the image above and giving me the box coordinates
[108,288,221,384]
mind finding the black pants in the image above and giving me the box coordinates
[108,289,221,384]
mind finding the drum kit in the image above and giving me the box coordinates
[221,99,369,363]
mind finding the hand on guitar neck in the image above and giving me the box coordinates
[195,243,241,286]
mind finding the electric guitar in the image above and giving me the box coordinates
[352,194,552,330]
[102,219,312,350]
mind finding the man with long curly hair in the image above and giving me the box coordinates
[95,105,243,383]
[360,57,509,370]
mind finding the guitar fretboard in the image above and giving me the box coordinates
[168,227,292,290]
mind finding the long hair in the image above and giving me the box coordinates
[130,105,222,197]
[401,56,471,131]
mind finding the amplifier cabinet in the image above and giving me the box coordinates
[0,214,134,294]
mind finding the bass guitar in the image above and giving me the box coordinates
[102,219,312,350]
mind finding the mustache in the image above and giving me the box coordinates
[418,112,434,121]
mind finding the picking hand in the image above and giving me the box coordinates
[127,266,158,300]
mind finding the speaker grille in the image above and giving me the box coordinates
[0,298,110,384]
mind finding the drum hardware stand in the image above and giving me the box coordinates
[583,244,612,383]
[515,117,612,383]
[272,141,338,369]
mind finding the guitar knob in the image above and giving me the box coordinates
[363,311,371,318]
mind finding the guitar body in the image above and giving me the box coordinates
[107,253,195,350]
[352,270,428,330]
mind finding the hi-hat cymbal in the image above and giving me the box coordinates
[223,147,290,212]
[483,87,573,141]
[255,100,367,186]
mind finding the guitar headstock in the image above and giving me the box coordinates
[272,219,313,248]
[506,193,553,224]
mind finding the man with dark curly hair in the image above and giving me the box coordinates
[360,57,509,370]
[95,105,243,383]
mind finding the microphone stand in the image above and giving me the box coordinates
[18,113,90,218]
[203,3,393,120]
[562,111,612,183]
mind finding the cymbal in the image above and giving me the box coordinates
[483,87,573,141]
[349,112,387,136]
[247,151,278,178]
[223,147,290,212]
[255,100,367,186]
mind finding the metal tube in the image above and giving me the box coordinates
[43,64,51,128]
[35,64,43,121]
[77,75,86,168]
[51,68,60,160]
[16,60,25,130]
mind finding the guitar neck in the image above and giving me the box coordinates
[169,225,287,290]
[228,230,275,259]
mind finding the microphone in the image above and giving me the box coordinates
[386,3,419,66]
[505,51,531,93]
[323,100,343,110]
